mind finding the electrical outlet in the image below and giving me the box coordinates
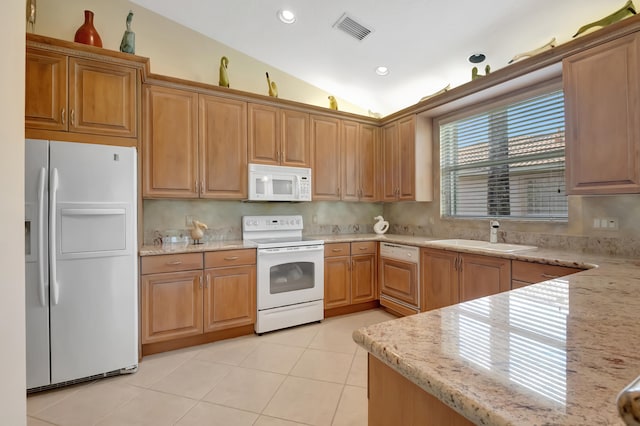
[185,215,194,227]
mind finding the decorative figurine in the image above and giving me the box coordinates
[573,0,636,37]
[190,220,208,245]
[419,84,451,102]
[219,56,230,88]
[471,65,491,80]
[266,72,278,97]
[373,216,390,235]
[26,0,36,33]
[508,38,556,64]
[328,95,338,110]
[119,10,135,54]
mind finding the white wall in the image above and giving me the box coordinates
[0,1,26,424]
[33,0,368,115]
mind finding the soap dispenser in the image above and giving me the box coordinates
[489,220,500,243]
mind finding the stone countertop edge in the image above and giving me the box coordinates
[139,240,257,256]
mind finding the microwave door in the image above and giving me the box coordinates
[272,175,294,199]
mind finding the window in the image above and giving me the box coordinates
[439,88,567,220]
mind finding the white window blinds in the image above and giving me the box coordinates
[439,90,567,220]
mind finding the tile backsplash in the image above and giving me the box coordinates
[144,194,639,257]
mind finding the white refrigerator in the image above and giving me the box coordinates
[25,139,138,391]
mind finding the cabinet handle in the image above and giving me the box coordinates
[541,273,560,279]
[350,260,353,271]
[165,260,182,265]
[337,187,341,197]
[206,274,210,288]
[332,248,343,252]
[359,246,367,250]
[199,275,203,289]
[224,256,240,261]
[458,256,462,272]
[201,181,204,194]
[61,108,66,125]
[195,181,199,193]
[70,109,75,126]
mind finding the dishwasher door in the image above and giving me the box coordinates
[379,243,420,314]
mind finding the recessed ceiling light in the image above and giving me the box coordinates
[468,54,486,64]
[277,9,296,24]
[375,66,389,76]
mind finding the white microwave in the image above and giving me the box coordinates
[248,163,312,201]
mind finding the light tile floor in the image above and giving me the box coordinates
[27,309,396,426]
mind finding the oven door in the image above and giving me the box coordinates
[257,244,324,310]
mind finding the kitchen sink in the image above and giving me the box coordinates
[428,239,537,253]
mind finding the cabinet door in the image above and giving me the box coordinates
[420,248,459,311]
[281,109,310,167]
[341,120,360,201]
[200,95,248,199]
[248,103,279,165]
[379,257,419,307]
[359,124,379,201]
[204,265,256,333]
[141,270,203,344]
[397,116,416,200]
[25,49,68,131]
[381,122,398,201]
[143,85,199,198]
[324,257,351,309]
[459,253,511,302]
[69,58,137,137]
[311,115,341,200]
[351,254,377,303]
[564,32,640,194]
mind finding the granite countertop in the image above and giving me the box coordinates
[139,239,256,256]
[352,244,640,425]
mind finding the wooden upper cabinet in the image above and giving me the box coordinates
[281,109,310,167]
[248,103,279,165]
[311,115,341,200]
[25,49,68,131]
[143,85,199,198]
[199,95,247,199]
[382,122,399,201]
[341,121,379,202]
[248,104,310,167]
[564,32,640,194]
[359,124,379,201]
[69,58,137,137]
[341,120,360,201]
[25,49,137,138]
[397,116,416,200]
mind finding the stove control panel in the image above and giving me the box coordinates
[243,215,303,232]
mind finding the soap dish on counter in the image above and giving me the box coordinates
[161,236,189,251]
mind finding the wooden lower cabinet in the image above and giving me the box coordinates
[324,242,377,314]
[420,249,511,310]
[140,250,256,354]
[141,270,203,344]
[204,265,256,332]
[368,354,473,426]
[511,260,582,289]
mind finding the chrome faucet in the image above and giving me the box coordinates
[489,220,500,243]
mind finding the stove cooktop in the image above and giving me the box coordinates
[248,236,324,249]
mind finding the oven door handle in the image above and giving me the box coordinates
[258,244,324,254]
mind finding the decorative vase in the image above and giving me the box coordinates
[74,10,103,47]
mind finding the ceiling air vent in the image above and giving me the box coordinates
[333,13,373,41]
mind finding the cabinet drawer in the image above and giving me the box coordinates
[140,253,203,275]
[351,241,376,255]
[205,249,256,268]
[511,260,582,284]
[325,243,351,257]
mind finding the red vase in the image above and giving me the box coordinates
[74,10,103,47]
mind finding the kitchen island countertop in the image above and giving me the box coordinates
[351,240,640,425]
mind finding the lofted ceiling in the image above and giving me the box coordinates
[131,0,629,116]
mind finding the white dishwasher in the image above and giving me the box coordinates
[379,243,421,315]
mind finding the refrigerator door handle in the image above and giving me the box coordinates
[50,168,60,305]
[37,167,47,307]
